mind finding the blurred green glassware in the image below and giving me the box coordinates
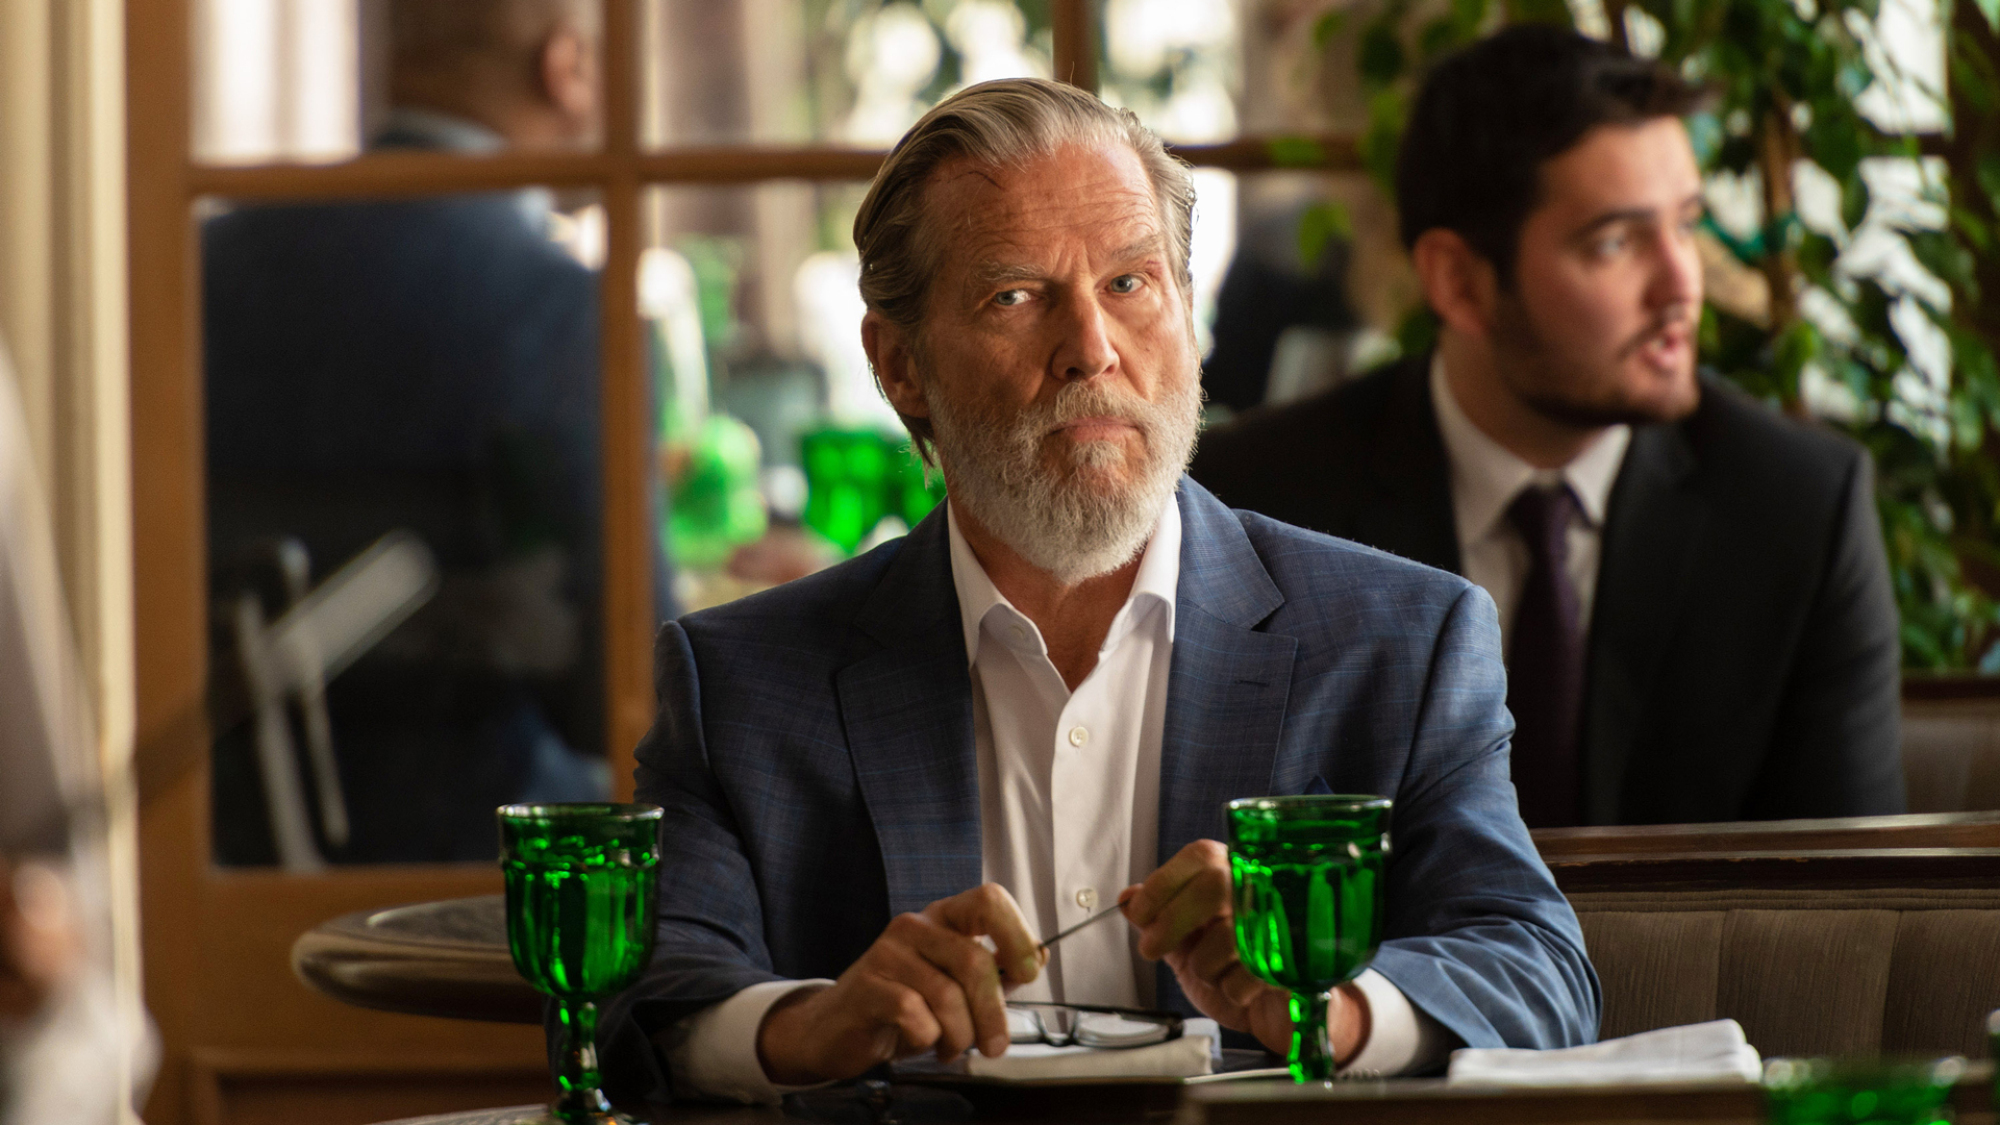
[1989,1009,2000,1108]
[1226,795,1391,1083]
[1763,1056,1964,1125]
[801,427,942,554]
[500,802,663,1124]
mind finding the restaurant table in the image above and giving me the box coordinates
[365,1067,2000,1125]
[295,822,2000,1027]
[292,895,540,1023]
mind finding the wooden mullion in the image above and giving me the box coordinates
[599,0,651,791]
[186,135,1369,205]
[1052,0,1099,92]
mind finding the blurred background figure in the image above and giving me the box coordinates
[202,0,672,868]
[0,339,153,1125]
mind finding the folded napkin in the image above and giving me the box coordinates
[954,1018,1220,1082]
[1447,1019,1762,1086]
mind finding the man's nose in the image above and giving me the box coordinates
[1051,290,1119,382]
[1649,227,1704,313]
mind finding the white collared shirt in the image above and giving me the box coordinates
[657,492,1443,1102]
[949,498,1178,1007]
[1430,355,1631,649]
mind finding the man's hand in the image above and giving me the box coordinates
[0,859,80,1020]
[756,883,1044,1085]
[1121,840,1369,1063]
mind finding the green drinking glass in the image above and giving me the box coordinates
[1225,795,1391,1083]
[1763,1056,1964,1125]
[499,802,663,1124]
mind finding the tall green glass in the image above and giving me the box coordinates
[1226,795,1391,1083]
[499,803,662,1124]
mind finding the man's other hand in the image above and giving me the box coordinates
[0,859,80,1020]
[1120,840,1368,1063]
[756,882,1044,1086]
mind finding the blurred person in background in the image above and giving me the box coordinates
[203,0,673,865]
[1192,26,1902,828]
[0,339,152,1125]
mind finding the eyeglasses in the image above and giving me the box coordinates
[1005,1002,1185,1049]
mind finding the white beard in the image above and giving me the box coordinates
[925,371,1202,585]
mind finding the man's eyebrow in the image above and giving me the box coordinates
[968,236,1168,288]
[1568,194,1706,239]
[1108,236,1167,265]
[971,259,1046,287]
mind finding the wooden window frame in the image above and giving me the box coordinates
[121,6,1353,1121]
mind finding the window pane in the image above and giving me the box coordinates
[192,0,605,164]
[642,0,1055,148]
[1204,171,1412,416]
[1095,0,1242,143]
[642,182,916,609]
[200,186,646,867]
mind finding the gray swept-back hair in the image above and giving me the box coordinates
[852,77,1196,463]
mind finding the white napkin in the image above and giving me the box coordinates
[958,1018,1220,1081]
[1447,1019,1762,1086]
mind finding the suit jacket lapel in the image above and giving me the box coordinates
[1356,354,1461,573]
[1157,481,1300,859]
[837,508,983,916]
[1583,419,1708,824]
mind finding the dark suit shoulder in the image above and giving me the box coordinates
[1194,361,1406,478]
[1190,358,1429,536]
[1684,377,1869,493]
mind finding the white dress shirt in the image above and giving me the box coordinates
[1430,356,1631,650]
[658,493,1444,1102]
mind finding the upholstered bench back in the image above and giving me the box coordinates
[1571,886,2000,1058]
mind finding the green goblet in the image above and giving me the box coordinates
[499,802,662,1124]
[1226,795,1391,1083]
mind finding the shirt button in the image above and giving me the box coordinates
[1076,887,1098,910]
[1010,625,1028,643]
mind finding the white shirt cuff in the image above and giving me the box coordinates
[1337,968,1453,1077]
[651,978,837,1104]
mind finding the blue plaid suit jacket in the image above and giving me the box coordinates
[590,478,1599,1105]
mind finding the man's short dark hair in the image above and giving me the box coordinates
[1396,26,1708,281]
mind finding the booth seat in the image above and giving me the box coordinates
[1572,882,2000,1058]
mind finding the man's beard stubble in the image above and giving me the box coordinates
[923,368,1203,586]
[1490,293,1700,430]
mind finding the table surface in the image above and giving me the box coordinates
[292,894,540,1023]
[366,1069,2000,1125]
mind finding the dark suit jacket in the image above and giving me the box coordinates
[589,480,1598,1107]
[1190,355,1904,825]
[204,191,625,862]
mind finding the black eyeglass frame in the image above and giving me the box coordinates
[1005,1001,1187,1049]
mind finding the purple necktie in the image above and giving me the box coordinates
[1506,483,1585,828]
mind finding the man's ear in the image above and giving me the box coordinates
[1410,228,1500,343]
[862,310,929,422]
[539,27,597,128]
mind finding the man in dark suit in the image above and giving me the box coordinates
[203,0,661,864]
[1192,27,1903,827]
[589,78,1595,1111]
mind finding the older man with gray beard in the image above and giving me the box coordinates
[584,78,1597,1112]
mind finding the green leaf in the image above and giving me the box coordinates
[1977,0,2000,33]
[1357,89,1408,195]
[1840,168,1871,231]
[1312,9,1349,50]
[1978,155,2000,215]
[1264,136,1329,168]
[1296,201,1354,270]
[1358,22,1406,87]
[1418,16,1460,62]
[1397,306,1440,357]
[1504,0,1576,26]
